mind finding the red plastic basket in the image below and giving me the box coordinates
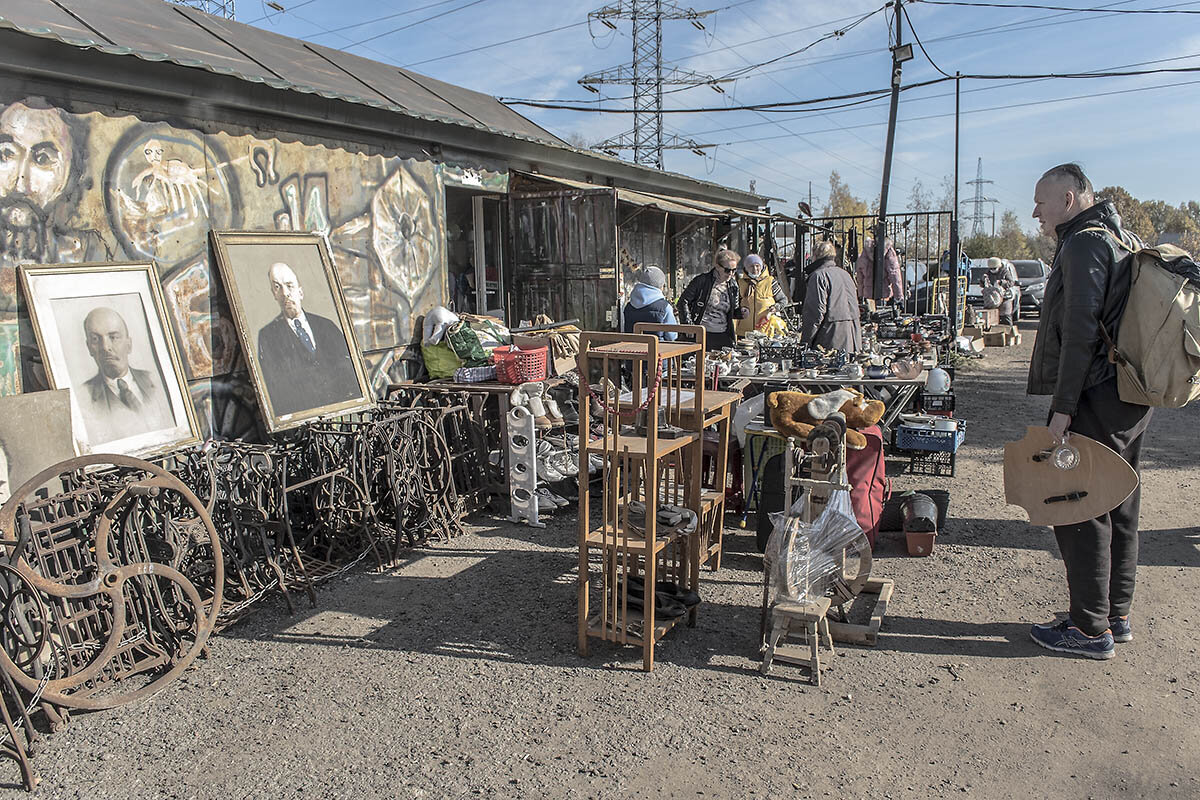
[492,345,548,384]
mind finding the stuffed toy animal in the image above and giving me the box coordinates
[767,388,885,449]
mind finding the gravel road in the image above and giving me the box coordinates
[6,321,1198,799]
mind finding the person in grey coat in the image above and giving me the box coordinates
[800,240,862,352]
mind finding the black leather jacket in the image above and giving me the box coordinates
[1027,200,1136,415]
[677,269,746,331]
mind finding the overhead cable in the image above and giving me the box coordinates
[502,63,1200,112]
[911,0,1200,12]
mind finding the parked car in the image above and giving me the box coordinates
[965,262,990,306]
[1012,258,1050,313]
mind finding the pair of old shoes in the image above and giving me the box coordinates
[511,382,565,430]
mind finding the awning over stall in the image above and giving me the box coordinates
[512,172,759,219]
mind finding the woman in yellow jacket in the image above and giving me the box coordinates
[735,254,788,336]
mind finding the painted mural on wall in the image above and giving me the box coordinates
[0,93,447,438]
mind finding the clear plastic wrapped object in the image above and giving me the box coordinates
[766,488,862,602]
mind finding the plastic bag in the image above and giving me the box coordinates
[423,306,460,345]
[765,487,862,602]
[421,342,462,380]
[444,321,490,367]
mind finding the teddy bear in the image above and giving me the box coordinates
[767,388,885,449]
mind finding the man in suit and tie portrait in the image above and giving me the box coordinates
[79,306,174,443]
[256,261,359,417]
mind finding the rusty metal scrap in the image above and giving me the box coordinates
[0,398,479,790]
[0,454,224,715]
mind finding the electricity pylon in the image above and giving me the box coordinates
[580,1,723,169]
[961,157,998,237]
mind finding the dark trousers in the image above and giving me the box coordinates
[705,328,734,351]
[1052,379,1152,636]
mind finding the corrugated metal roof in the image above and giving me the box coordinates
[0,0,567,145]
[0,0,767,208]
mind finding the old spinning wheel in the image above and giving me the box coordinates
[0,454,224,711]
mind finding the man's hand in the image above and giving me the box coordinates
[1048,412,1072,440]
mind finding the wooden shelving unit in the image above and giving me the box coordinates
[575,325,736,672]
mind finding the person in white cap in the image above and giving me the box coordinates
[984,256,1020,325]
[622,265,678,341]
[735,253,787,335]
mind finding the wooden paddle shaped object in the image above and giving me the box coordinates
[1004,426,1139,527]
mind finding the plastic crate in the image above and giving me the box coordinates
[918,392,956,413]
[895,421,965,453]
[903,449,956,478]
[492,346,548,384]
[758,339,803,362]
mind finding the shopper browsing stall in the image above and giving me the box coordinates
[855,236,903,303]
[735,254,787,335]
[622,265,679,341]
[800,241,862,353]
[678,248,746,351]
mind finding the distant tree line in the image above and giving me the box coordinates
[814,171,1199,265]
[960,187,1199,263]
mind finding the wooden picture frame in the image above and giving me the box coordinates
[19,262,201,458]
[210,230,374,432]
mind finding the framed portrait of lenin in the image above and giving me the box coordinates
[19,262,201,458]
[210,231,374,432]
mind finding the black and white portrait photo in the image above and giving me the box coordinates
[0,389,77,506]
[20,262,199,457]
[211,231,373,431]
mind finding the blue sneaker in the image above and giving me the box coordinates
[1109,616,1132,644]
[1029,618,1114,660]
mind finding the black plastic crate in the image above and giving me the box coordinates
[918,391,956,413]
[902,448,956,477]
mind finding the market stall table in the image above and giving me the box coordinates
[734,372,927,435]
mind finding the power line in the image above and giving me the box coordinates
[244,0,321,24]
[911,0,1200,12]
[297,0,467,38]
[401,21,589,68]
[343,0,492,48]
[901,2,954,77]
[699,74,1200,145]
[504,61,1200,113]
[673,47,1200,142]
[716,0,1200,82]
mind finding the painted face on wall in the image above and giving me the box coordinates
[0,101,73,228]
[84,307,134,380]
[269,262,304,319]
[143,139,165,166]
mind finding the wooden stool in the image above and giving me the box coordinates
[760,596,835,685]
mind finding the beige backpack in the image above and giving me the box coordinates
[1085,229,1200,407]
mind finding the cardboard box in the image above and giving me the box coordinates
[961,325,985,339]
[983,325,1021,347]
[512,333,576,376]
[978,308,1000,330]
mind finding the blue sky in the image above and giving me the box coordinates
[242,0,1200,232]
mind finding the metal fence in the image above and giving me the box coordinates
[786,210,957,318]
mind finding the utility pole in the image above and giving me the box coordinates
[580,1,723,169]
[167,0,235,17]
[873,0,912,302]
[950,72,961,331]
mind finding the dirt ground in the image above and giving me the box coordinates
[6,321,1199,800]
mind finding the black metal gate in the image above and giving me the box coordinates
[793,210,956,318]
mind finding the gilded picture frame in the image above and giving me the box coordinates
[19,262,201,459]
[209,230,375,433]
